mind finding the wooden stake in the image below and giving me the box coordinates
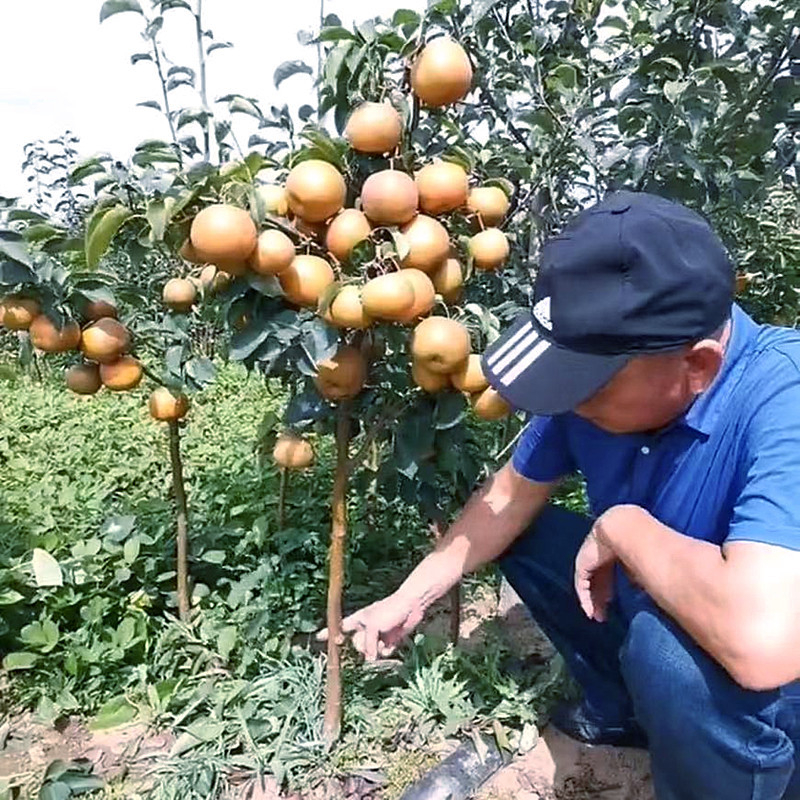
[168,420,191,622]
[323,403,352,743]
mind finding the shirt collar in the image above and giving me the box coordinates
[681,304,758,436]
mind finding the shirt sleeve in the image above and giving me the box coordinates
[511,414,576,483]
[726,354,800,551]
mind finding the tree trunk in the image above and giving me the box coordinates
[168,420,191,622]
[431,519,460,645]
[323,404,351,744]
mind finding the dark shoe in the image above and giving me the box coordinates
[549,700,648,749]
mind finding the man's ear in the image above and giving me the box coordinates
[685,339,724,394]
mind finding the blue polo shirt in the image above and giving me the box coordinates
[512,305,800,612]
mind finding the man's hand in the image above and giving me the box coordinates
[575,504,649,622]
[316,593,424,661]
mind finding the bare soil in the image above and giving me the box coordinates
[473,579,653,800]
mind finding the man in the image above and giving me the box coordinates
[335,192,800,798]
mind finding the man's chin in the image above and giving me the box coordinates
[581,415,655,435]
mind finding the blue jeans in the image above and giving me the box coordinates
[497,505,800,800]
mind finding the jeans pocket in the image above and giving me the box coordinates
[747,724,794,770]
[778,685,800,749]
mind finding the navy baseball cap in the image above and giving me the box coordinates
[482,191,735,415]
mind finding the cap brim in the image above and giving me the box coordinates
[482,314,630,416]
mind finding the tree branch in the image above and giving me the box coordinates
[345,399,408,475]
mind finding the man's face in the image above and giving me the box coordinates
[574,350,695,434]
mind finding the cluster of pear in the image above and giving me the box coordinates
[1,296,189,421]
[173,36,509,470]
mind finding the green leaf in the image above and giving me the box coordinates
[0,589,24,605]
[230,325,270,361]
[357,19,377,42]
[159,0,192,11]
[550,63,577,91]
[69,157,108,184]
[20,620,59,653]
[664,79,689,104]
[32,548,63,588]
[0,233,33,268]
[601,15,628,31]
[145,16,163,38]
[136,138,173,152]
[217,626,237,660]
[7,209,49,223]
[169,720,227,757]
[90,695,138,730]
[23,224,65,245]
[99,0,143,23]
[2,652,38,671]
[185,356,216,387]
[0,259,36,285]
[472,0,501,22]
[435,393,467,430]
[59,774,105,793]
[393,9,420,26]
[123,537,140,564]
[176,108,209,129]
[301,317,338,363]
[43,760,69,781]
[324,42,353,88]
[297,128,346,169]
[145,198,169,241]
[318,26,355,42]
[208,41,233,54]
[228,96,263,121]
[39,783,70,800]
[100,515,136,543]
[117,617,136,648]
[650,56,685,76]
[395,407,436,478]
[285,390,329,427]
[274,60,313,89]
[244,152,266,176]
[85,205,134,269]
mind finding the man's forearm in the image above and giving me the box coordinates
[599,509,732,655]
[597,506,796,689]
[395,466,552,613]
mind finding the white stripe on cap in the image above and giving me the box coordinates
[500,340,551,385]
[486,321,533,367]
[491,329,540,374]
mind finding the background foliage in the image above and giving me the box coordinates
[2,0,800,796]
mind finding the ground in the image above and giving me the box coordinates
[0,581,652,800]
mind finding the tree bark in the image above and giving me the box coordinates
[323,404,352,744]
[168,420,191,622]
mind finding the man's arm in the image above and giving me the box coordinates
[589,506,800,691]
[334,460,556,660]
[395,459,556,613]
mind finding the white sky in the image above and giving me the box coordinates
[0,0,426,199]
